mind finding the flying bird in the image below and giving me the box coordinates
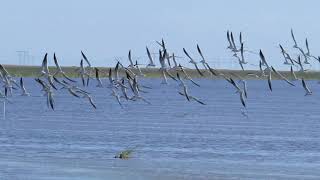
[111,88,123,108]
[271,66,295,86]
[146,47,156,67]
[128,50,134,68]
[196,44,208,69]
[183,48,204,76]
[177,64,200,87]
[20,77,30,96]
[259,50,271,70]
[77,91,97,109]
[267,70,272,92]
[279,44,293,65]
[35,78,55,110]
[95,67,103,87]
[291,29,298,48]
[53,53,76,82]
[301,78,312,96]
[290,66,298,81]
[239,90,246,108]
[81,51,92,67]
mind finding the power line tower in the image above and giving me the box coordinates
[16,51,29,65]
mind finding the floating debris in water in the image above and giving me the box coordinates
[114,149,134,159]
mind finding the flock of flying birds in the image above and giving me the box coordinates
[0,29,316,113]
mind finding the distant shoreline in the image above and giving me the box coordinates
[2,64,320,80]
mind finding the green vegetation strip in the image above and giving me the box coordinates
[3,65,320,80]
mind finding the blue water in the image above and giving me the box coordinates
[1,78,320,180]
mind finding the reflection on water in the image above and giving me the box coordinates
[1,78,320,179]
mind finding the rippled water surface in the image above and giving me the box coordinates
[1,78,320,180]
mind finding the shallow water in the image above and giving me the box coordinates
[0,78,320,180]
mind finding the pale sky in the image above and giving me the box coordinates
[0,0,319,70]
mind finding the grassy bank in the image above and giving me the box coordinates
[2,64,320,80]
